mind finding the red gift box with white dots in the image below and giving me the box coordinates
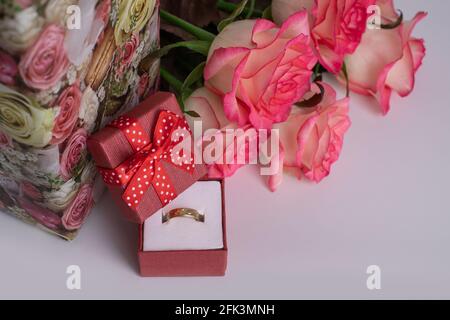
[87,92,208,224]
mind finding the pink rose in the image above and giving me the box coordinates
[206,124,258,179]
[116,33,140,77]
[272,0,376,74]
[52,84,82,144]
[62,184,94,231]
[205,12,317,130]
[18,198,62,231]
[19,24,69,90]
[342,0,427,114]
[20,181,43,201]
[269,83,351,191]
[60,129,88,181]
[0,51,18,86]
[185,87,229,132]
[185,87,255,178]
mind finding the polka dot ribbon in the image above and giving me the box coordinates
[98,110,195,211]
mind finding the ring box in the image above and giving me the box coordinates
[88,92,228,277]
[138,179,227,277]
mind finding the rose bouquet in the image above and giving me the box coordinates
[156,0,426,191]
[0,0,160,239]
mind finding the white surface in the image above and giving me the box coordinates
[143,181,223,251]
[0,0,450,299]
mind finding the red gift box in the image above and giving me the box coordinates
[88,92,227,277]
[88,92,208,223]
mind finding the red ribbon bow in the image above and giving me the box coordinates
[99,110,195,210]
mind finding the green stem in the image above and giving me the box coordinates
[342,62,350,98]
[246,0,256,18]
[217,0,263,17]
[313,63,322,81]
[139,40,210,74]
[160,9,216,42]
[160,67,183,94]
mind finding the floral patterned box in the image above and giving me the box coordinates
[0,0,160,240]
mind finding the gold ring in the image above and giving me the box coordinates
[162,208,205,224]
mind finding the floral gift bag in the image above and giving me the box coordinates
[0,0,160,240]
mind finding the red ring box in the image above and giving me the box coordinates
[138,179,227,277]
[88,92,228,277]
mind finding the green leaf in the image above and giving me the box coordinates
[217,0,263,17]
[156,40,211,59]
[218,0,249,32]
[140,40,210,74]
[245,0,256,18]
[312,63,327,82]
[262,5,273,20]
[381,10,403,29]
[181,62,206,102]
[185,110,201,118]
[160,67,183,94]
[177,96,186,113]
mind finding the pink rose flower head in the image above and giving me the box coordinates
[62,184,94,231]
[0,51,18,86]
[185,87,230,132]
[272,0,376,74]
[19,24,69,90]
[60,129,88,181]
[205,11,317,130]
[342,0,427,114]
[51,84,82,145]
[207,123,259,179]
[269,82,351,191]
[185,87,253,179]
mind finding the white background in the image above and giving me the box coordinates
[1,0,449,299]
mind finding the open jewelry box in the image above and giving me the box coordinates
[88,92,227,277]
[138,179,227,277]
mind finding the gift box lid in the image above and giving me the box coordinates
[87,92,208,224]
